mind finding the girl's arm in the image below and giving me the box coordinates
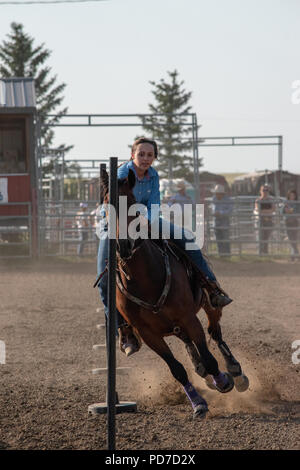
[147,174,161,224]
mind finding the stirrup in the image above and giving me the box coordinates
[203,286,232,310]
[210,292,232,308]
[208,280,230,298]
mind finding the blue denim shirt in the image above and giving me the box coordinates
[99,160,160,231]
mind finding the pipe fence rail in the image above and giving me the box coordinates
[37,197,300,259]
[38,199,99,257]
[203,197,300,258]
[0,202,32,258]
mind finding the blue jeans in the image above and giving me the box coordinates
[97,229,125,328]
[158,219,216,281]
[214,227,231,256]
[77,231,88,256]
[97,219,216,326]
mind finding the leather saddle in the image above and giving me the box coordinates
[151,239,204,302]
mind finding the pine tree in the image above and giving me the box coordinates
[0,22,68,148]
[141,70,201,182]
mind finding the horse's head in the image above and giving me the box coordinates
[117,168,136,206]
[100,168,138,259]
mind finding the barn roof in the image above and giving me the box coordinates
[0,77,36,108]
[233,170,273,182]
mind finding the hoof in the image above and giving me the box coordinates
[193,403,208,419]
[124,344,138,357]
[204,375,216,390]
[213,372,234,394]
[233,374,249,392]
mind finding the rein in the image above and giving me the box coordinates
[93,265,108,288]
[116,240,172,314]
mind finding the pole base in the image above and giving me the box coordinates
[88,401,137,415]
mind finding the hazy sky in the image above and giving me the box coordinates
[1,0,300,174]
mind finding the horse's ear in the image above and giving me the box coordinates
[100,168,108,203]
[128,169,136,189]
[100,168,108,185]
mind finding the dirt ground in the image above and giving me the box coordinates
[0,257,299,450]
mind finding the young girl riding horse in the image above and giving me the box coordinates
[97,137,232,356]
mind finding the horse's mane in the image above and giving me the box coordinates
[99,169,108,203]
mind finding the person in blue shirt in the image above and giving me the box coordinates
[169,181,193,208]
[97,137,232,356]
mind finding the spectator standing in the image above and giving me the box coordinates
[254,184,275,255]
[212,184,232,257]
[169,181,193,208]
[90,202,101,253]
[283,189,299,261]
[168,181,193,227]
[162,189,173,205]
[76,202,89,256]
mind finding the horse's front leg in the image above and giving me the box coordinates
[204,306,249,392]
[137,327,208,419]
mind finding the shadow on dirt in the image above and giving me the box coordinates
[270,400,300,421]
[0,441,9,450]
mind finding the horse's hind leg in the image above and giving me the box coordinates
[137,328,208,419]
[210,324,249,392]
[204,307,249,392]
[178,318,234,394]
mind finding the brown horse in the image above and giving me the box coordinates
[101,169,249,419]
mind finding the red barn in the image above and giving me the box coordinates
[0,78,38,256]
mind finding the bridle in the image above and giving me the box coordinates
[116,239,172,314]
